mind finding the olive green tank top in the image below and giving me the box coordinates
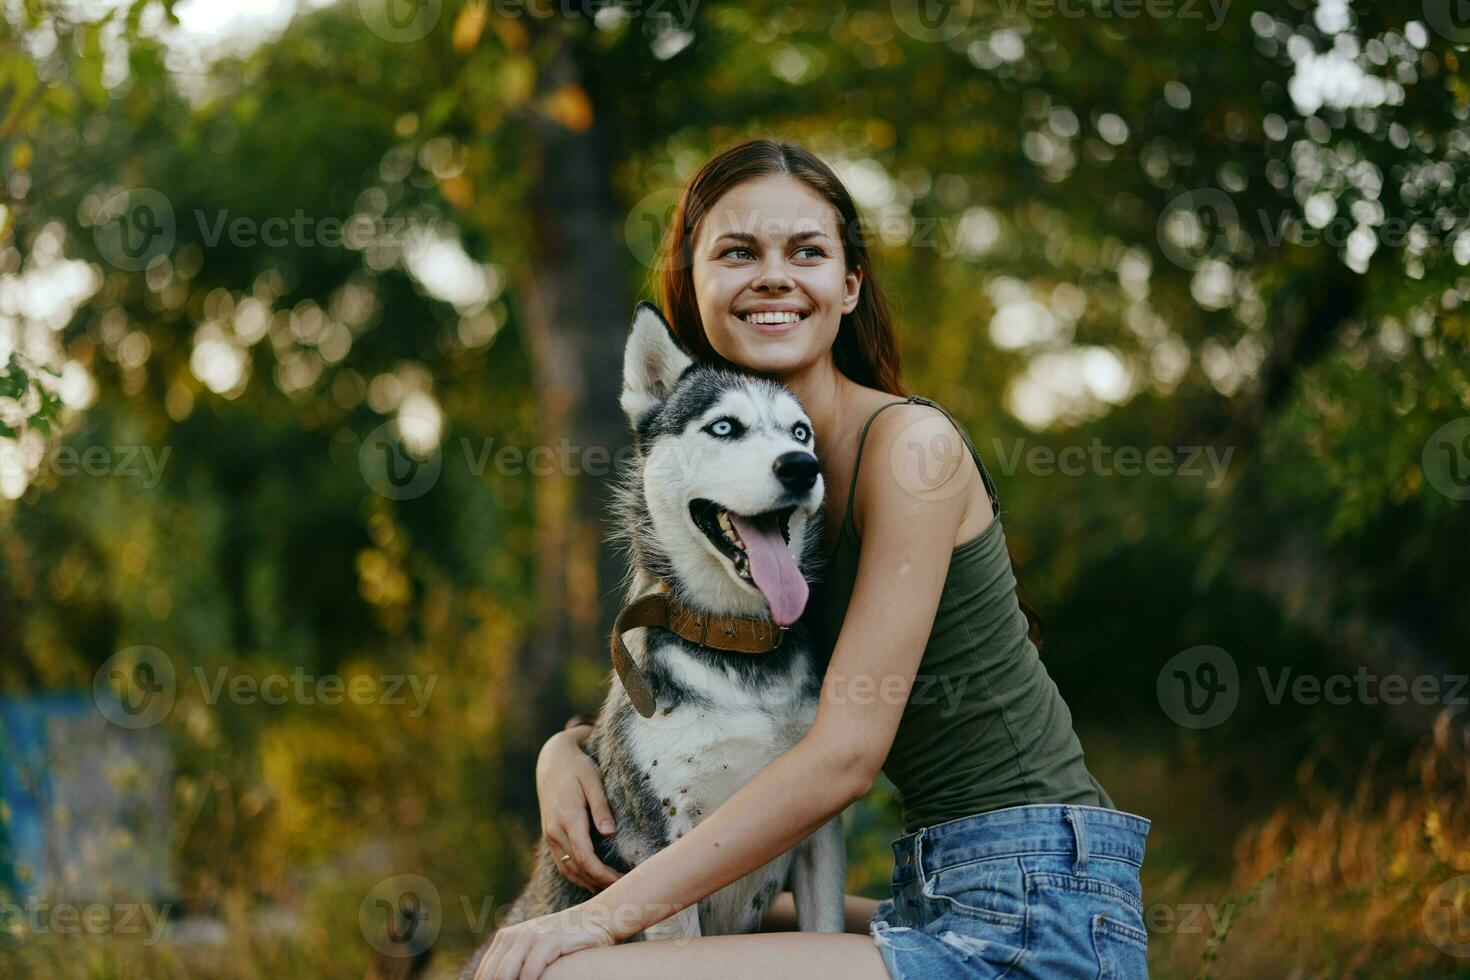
[810,396,1113,833]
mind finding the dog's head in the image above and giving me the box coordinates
[617,302,824,626]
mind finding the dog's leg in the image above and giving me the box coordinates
[791,815,846,933]
[640,902,702,944]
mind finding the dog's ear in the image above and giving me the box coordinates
[621,302,693,424]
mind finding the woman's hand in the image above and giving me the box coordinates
[472,903,614,980]
[536,726,622,891]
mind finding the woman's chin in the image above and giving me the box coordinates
[726,340,816,376]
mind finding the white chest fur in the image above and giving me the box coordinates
[627,646,818,934]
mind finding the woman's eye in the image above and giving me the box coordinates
[792,423,811,443]
[794,246,824,259]
[706,418,742,438]
[721,247,754,260]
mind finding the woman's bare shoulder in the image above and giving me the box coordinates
[855,399,991,539]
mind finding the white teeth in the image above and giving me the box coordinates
[741,311,804,325]
[720,511,744,549]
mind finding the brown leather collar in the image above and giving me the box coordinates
[610,587,788,718]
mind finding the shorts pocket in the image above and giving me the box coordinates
[1025,870,1145,917]
[922,856,1027,928]
[1092,911,1148,979]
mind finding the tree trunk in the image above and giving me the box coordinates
[502,38,631,803]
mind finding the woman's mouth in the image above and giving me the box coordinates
[736,310,809,335]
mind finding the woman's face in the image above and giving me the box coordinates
[691,175,862,377]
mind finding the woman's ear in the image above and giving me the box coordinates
[842,266,863,314]
[620,302,694,424]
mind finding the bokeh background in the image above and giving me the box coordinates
[2,0,1469,975]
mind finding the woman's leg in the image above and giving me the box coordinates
[543,932,890,980]
[759,891,880,935]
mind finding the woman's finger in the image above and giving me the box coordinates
[578,768,617,836]
[521,942,560,980]
[565,806,621,888]
[544,827,595,891]
[475,933,504,980]
[493,934,530,980]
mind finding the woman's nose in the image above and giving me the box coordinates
[752,262,794,291]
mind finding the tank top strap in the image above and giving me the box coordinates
[843,399,912,530]
[904,395,1002,518]
[843,395,1001,532]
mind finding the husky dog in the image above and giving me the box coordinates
[461,303,844,976]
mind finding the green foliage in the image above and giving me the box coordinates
[1,0,1466,975]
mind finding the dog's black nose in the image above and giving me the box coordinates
[774,451,819,494]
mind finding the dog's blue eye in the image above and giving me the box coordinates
[705,418,743,438]
[792,423,811,443]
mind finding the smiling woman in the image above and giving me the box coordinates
[657,143,905,397]
[480,138,1145,980]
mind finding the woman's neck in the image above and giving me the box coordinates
[776,354,852,453]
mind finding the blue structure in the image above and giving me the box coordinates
[0,694,175,904]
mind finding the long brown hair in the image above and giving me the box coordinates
[645,137,1044,647]
[651,138,905,396]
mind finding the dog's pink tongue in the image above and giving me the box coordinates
[730,513,808,626]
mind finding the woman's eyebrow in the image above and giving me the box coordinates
[711,229,833,245]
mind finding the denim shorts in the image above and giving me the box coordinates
[868,804,1151,979]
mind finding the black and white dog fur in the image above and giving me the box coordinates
[461,304,845,976]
